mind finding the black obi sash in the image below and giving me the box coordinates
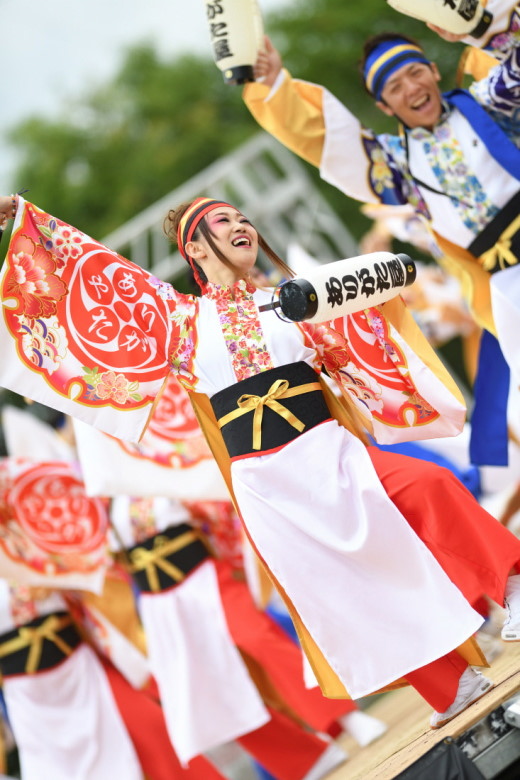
[211,361,332,458]
[469,190,520,274]
[127,523,212,594]
[0,611,82,677]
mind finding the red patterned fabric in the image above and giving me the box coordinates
[0,457,109,590]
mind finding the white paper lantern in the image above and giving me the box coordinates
[386,0,492,37]
[204,0,264,84]
[267,252,416,323]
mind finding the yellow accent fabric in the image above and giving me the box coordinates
[457,46,499,85]
[381,296,466,408]
[243,71,326,168]
[480,214,520,272]
[433,231,496,335]
[80,573,148,656]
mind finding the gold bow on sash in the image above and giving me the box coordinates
[129,531,200,592]
[218,379,321,451]
[480,214,520,272]
[0,614,75,674]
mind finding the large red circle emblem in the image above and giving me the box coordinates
[59,249,171,382]
[146,375,200,441]
[9,463,107,554]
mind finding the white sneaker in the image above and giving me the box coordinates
[430,667,494,729]
[339,710,388,746]
[501,574,520,641]
[301,742,348,780]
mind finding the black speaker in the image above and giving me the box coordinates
[394,737,486,780]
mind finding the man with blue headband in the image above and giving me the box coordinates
[243,0,520,472]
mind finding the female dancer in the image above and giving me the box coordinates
[1,194,520,729]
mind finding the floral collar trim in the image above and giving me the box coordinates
[205,278,273,381]
[204,278,257,301]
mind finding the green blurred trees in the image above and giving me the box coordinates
[5,0,462,242]
[0,0,472,431]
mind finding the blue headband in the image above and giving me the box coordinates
[364,39,430,101]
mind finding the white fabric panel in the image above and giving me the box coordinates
[138,560,269,766]
[3,644,143,780]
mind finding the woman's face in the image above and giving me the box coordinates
[190,206,259,285]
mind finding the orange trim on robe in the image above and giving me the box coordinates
[433,231,496,335]
[188,375,486,701]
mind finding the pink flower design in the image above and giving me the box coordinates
[95,371,131,404]
[52,225,85,262]
[303,322,350,373]
[5,235,68,318]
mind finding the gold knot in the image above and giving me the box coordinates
[218,378,321,451]
[129,531,200,592]
[480,215,520,272]
[0,614,75,674]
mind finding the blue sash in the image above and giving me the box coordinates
[444,91,516,465]
[444,89,520,181]
[469,329,510,466]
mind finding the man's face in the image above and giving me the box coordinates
[377,61,443,130]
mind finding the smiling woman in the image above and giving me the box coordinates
[163,197,293,292]
[1,192,520,734]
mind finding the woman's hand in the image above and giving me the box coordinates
[253,35,283,88]
[0,195,17,231]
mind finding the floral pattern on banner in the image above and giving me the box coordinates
[1,202,193,412]
[4,231,68,318]
[186,500,244,572]
[9,585,40,627]
[111,374,213,469]
[301,321,350,374]
[129,498,157,544]
[82,367,143,405]
[0,458,109,578]
[205,280,273,381]
[309,308,439,429]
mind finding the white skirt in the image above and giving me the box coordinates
[138,559,269,766]
[3,643,142,780]
[232,421,484,699]
[491,264,520,387]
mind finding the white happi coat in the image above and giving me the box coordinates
[0,200,483,702]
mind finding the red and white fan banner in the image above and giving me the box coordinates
[0,457,109,592]
[74,373,229,500]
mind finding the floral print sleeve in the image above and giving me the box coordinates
[470,1,520,58]
[301,303,466,443]
[0,199,197,441]
[470,19,520,139]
